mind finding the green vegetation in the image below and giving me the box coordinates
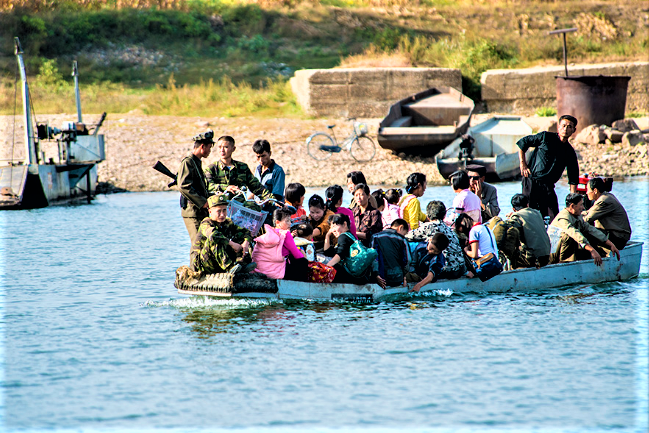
[536,107,557,117]
[1,0,646,116]
[626,112,647,119]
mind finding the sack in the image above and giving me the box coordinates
[307,261,337,283]
[472,252,503,282]
[486,216,520,263]
[341,232,378,278]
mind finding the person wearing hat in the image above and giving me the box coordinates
[190,194,255,274]
[466,164,500,222]
[517,114,580,221]
[178,129,214,243]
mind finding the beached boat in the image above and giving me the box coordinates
[175,241,643,303]
[436,116,533,181]
[377,87,474,154]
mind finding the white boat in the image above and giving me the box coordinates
[175,242,643,303]
[436,116,533,181]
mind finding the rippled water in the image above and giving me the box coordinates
[1,179,647,432]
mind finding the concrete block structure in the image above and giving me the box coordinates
[290,68,462,118]
[481,62,649,114]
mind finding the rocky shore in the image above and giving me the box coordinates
[1,113,647,193]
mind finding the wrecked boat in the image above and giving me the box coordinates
[435,116,533,180]
[174,242,643,303]
[0,37,106,210]
[377,87,474,155]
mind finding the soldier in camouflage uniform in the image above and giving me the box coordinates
[190,194,254,274]
[204,135,274,202]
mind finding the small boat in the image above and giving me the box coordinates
[377,87,474,154]
[0,37,106,210]
[435,116,533,181]
[175,241,643,303]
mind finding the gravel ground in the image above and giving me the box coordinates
[1,113,647,192]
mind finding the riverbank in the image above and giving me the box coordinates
[1,113,647,192]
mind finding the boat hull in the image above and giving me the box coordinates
[176,242,643,303]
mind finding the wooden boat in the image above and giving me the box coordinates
[436,116,533,181]
[1,38,105,210]
[175,241,643,303]
[377,87,474,154]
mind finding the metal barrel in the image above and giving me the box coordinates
[556,75,631,133]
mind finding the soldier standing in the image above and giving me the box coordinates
[178,130,213,242]
[190,194,254,274]
[204,135,274,201]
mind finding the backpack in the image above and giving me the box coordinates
[340,232,378,278]
[485,216,520,265]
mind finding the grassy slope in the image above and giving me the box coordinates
[1,0,647,116]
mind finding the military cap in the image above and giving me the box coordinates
[192,129,215,144]
[465,164,487,177]
[207,194,229,208]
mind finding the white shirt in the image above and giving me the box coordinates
[468,223,497,257]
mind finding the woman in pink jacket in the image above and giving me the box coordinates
[252,208,309,281]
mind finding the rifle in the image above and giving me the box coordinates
[152,161,177,187]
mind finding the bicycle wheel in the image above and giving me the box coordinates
[350,136,376,163]
[306,132,335,161]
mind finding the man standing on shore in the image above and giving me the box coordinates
[517,115,580,221]
[252,139,285,201]
[178,129,213,243]
[204,135,274,201]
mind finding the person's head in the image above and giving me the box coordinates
[252,139,272,167]
[428,232,449,255]
[385,188,401,205]
[466,164,486,188]
[325,185,344,212]
[558,115,578,141]
[216,135,236,161]
[450,170,470,192]
[329,213,350,233]
[454,212,473,236]
[371,189,385,211]
[353,183,371,208]
[426,200,446,221]
[511,193,529,211]
[207,194,229,223]
[346,171,367,193]
[565,192,584,216]
[390,218,409,236]
[406,172,427,197]
[308,194,326,221]
[587,177,606,202]
[293,222,314,240]
[273,207,294,230]
[285,183,306,206]
[192,129,214,158]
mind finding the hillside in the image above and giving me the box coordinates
[1,0,648,116]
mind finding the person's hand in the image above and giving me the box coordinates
[590,249,603,266]
[403,276,408,287]
[410,282,423,293]
[610,244,621,261]
[376,275,387,289]
[202,202,208,208]
[520,163,531,178]
[225,185,240,194]
[230,241,243,254]
[241,240,251,255]
[506,211,514,218]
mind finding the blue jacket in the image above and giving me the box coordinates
[254,160,285,201]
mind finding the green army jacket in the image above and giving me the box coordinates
[190,217,253,274]
[204,159,273,200]
[509,207,551,259]
[551,208,608,249]
[178,152,209,218]
[584,192,631,241]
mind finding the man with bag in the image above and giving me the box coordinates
[178,129,213,243]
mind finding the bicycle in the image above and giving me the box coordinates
[305,118,377,163]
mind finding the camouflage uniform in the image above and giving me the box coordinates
[190,217,253,274]
[178,152,209,241]
[204,160,274,200]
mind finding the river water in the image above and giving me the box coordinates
[1,179,648,432]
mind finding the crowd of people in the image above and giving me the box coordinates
[177,114,633,292]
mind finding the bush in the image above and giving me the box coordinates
[536,106,557,117]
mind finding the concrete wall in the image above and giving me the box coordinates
[481,61,649,114]
[290,68,462,118]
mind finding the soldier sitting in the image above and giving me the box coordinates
[204,135,274,203]
[190,194,255,275]
[508,193,551,268]
[549,193,620,267]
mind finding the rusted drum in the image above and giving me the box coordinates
[556,75,630,133]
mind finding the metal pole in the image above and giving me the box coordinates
[548,28,577,77]
[14,37,37,165]
[72,61,82,123]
